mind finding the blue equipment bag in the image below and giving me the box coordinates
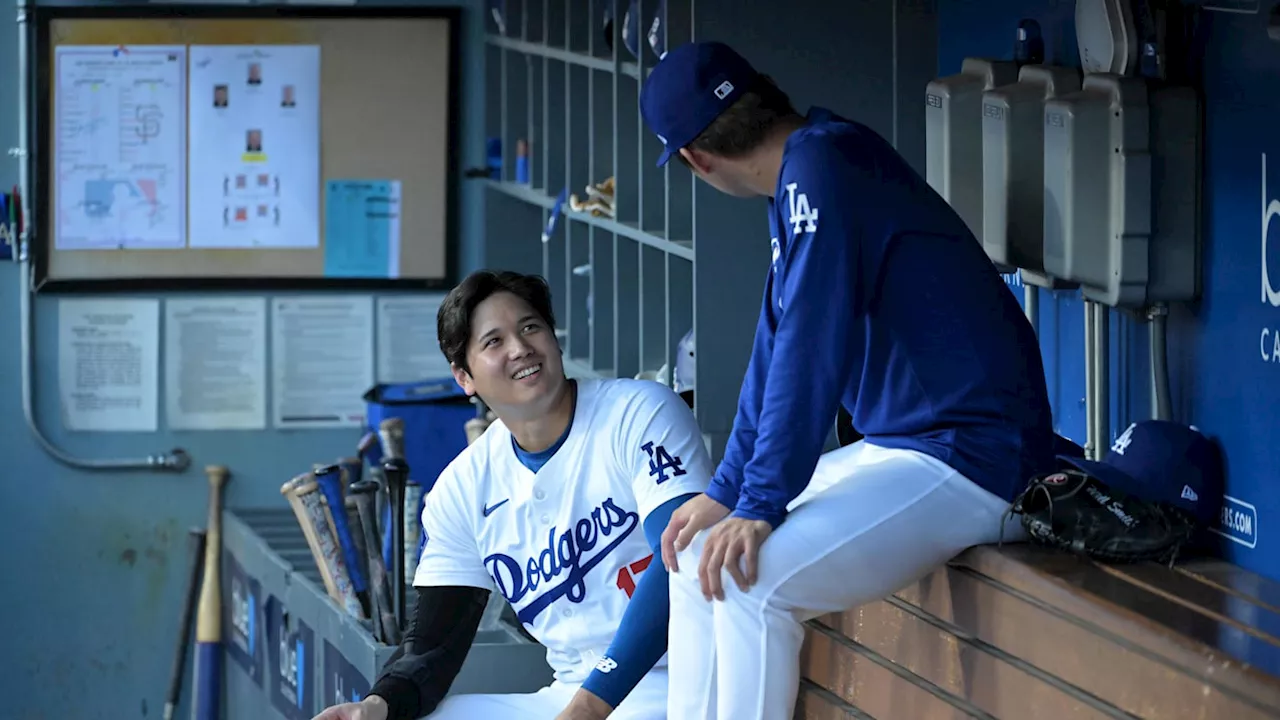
[363,378,476,575]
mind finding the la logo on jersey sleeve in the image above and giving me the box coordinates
[641,441,687,485]
[785,182,818,236]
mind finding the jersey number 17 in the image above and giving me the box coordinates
[615,554,654,598]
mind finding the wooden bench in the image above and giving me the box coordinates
[796,545,1280,719]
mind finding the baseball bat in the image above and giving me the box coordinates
[357,431,387,540]
[378,417,406,461]
[335,453,366,556]
[404,480,424,586]
[350,479,401,645]
[466,397,495,444]
[314,463,371,617]
[338,457,370,589]
[382,457,409,632]
[281,472,340,602]
[344,495,368,583]
[356,431,378,461]
[282,472,365,619]
[338,456,368,582]
[193,465,229,720]
[378,418,406,581]
[339,455,363,488]
[343,495,381,642]
[163,528,206,720]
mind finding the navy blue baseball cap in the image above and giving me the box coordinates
[640,41,760,167]
[1059,420,1224,526]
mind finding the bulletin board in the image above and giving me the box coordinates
[30,4,461,293]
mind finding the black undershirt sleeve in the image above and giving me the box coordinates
[365,585,491,720]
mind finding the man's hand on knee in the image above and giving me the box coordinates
[660,493,731,573]
[660,493,776,601]
[697,518,773,601]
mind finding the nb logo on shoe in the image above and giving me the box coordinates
[642,441,686,484]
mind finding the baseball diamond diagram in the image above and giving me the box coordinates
[54,44,187,250]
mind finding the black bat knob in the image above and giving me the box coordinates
[381,457,409,487]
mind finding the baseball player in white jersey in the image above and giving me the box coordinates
[312,269,711,720]
[639,43,1058,720]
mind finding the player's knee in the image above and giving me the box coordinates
[422,694,488,718]
[673,548,700,581]
[672,533,707,580]
[723,573,777,609]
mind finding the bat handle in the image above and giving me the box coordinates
[164,529,206,720]
[404,481,424,586]
[356,430,378,463]
[352,480,401,645]
[378,417,406,462]
[315,464,370,600]
[205,464,229,492]
[382,458,409,629]
[339,456,363,488]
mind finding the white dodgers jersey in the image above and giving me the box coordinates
[412,378,712,683]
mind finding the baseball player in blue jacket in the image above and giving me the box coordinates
[640,42,1057,720]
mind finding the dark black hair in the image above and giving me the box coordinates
[437,270,557,374]
[678,74,799,168]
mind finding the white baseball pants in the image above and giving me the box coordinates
[424,668,667,719]
[666,441,1026,720]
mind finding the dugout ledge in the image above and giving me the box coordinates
[796,543,1280,719]
[218,506,555,718]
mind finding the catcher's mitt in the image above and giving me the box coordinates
[1008,468,1197,565]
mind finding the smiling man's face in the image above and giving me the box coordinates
[453,290,565,417]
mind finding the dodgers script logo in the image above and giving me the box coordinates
[486,498,639,624]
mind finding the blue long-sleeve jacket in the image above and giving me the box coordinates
[705,108,1056,528]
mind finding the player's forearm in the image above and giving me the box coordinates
[711,303,778,506]
[735,160,865,524]
[735,376,834,528]
[579,557,671,708]
[736,268,856,526]
[711,398,761,506]
[367,585,489,720]
[574,496,691,708]
[562,687,615,719]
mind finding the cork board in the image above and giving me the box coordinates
[32,6,459,291]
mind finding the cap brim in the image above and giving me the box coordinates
[1058,456,1147,501]
[656,148,673,167]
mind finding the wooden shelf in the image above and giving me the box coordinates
[486,35,648,78]
[482,0,696,386]
[487,180,694,260]
[482,0,778,463]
